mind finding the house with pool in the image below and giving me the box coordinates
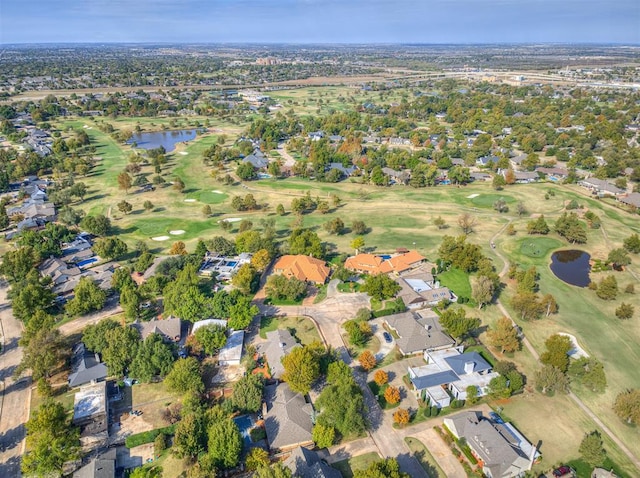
[199,251,252,281]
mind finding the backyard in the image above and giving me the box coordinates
[258,315,322,345]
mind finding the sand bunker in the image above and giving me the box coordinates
[179,151,188,155]
[184,199,196,202]
[169,230,185,235]
[219,218,242,223]
[152,236,170,241]
[466,193,480,199]
[211,190,224,194]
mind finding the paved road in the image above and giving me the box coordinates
[255,288,429,477]
[0,281,29,477]
[58,296,123,336]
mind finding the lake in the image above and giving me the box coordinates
[128,129,197,152]
[550,250,591,287]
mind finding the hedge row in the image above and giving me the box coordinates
[125,424,176,448]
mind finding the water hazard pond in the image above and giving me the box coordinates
[127,129,197,152]
[550,250,591,287]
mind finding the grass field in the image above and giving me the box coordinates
[258,315,322,345]
[331,451,381,478]
[437,268,472,299]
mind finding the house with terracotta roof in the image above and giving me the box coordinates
[272,255,330,284]
[344,250,425,275]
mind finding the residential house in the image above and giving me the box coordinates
[470,172,492,182]
[199,252,252,280]
[272,255,330,284]
[191,318,228,334]
[73,449,116,478]
[388,137,411,147]
[385,310,455,356]
[73,382,109,447]
[344,250,425,276]
[408,348,499,408]
[131,317,183,342]
[451,158,466,167]
[509,154,528,168]
[40,258,114,298]
[328,135,344,143]
[476,156,499,167]
[283,446,341,478]
[499,169,539,184]
[535,167,569,181]
[394,269,456,308]
[381,167,411,185]
[579,178,625,197]
[68,343,108,388]
[243,150,269,169]
[618,192,640,209]
[263,383,314,452]
[327,162,357,177]
[218,330,244,366]
[444,411,537,478]
[263,329,300,379]
[308,131,325,141]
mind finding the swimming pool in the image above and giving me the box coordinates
[77,257,98,268]
[233,414,255,446]
[225,261,238,267]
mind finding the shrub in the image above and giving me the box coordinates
[451,399,465,409]
[384,386,401,404]
[358,350,377,371]
[393,408,410,426]
[374,370,389,386]
[249,427,266,442]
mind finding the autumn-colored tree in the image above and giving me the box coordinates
[393,408,410,426]
[384,386,401,404]
[373,370,388,386]
[117,171,132,193]
[169,241,187,255]
[504,168,516,184]
[251,249,271,272]
[487,316,520,354]
[358,350,377,371]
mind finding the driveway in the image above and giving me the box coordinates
[0,281,29,477]
[370,317,394,361]
[373,356,425,411]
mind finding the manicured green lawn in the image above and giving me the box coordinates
[567,457,630,478]
[331,452,381,478]
[259,316,322,345]
[437,268,472,299]
[518,236,564,259]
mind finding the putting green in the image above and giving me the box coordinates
[518,236,564,259]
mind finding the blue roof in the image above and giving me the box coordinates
[411,370,459,390]
[444,352,492,376]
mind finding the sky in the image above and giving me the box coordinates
[0,0,638,45]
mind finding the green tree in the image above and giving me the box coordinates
[83,319,120,354]
[555,212,587,244]
[165,357,204,394]
[118,200,133,214]
[289,229,325,258]
[10,272,55,322]
[207,415,242,469]
[93,236,128,259]
[173,177,185,192]
[281,346,320,395]
[276,203,285,216]
[438,308,481,343]
[253,463,293,478]
[265,274,307,301]
[351,236,365,253]
[466,385,479,405]
[237,162,257,180]
[120,285,141,320]
[527,215,550,235]
[351,220,368,235]
[101,325,140,377]
[353,458,409,478]
[312,423,335,449]
[246,447,270,471]
[65,277,107,316]
[16,328,65,381]
[194,324,227,356]
[324,217,345,235]
[173,412,206,459]
[596,275,618,300]
[0,246,40,283]
[615,302,634,320]
[613,389,640,424]
[79,214,111,236]
[129,333,175,382]
[361,274,401,301]
[231,263,257,294]
[22,401,80,476]
[608,248,631,269]
[579,431,606,467]
[487,316,520,353]
[228,295,259,330]
[540,334,572,373]
[231,374,264,413]
[488,375,512,399]
[433,216,447,230]
[315,369,367,438]
[143,200,154,212]
[623,233,640,253]
[492,174,506,190]
[251,249,271,272]
[0,204,9,230]
[568,357,607,393]
[511,291,545,321]
[535,364,569,395]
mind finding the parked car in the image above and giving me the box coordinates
[383,332,393,343]
[552,466,572,477]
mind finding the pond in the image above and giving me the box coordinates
[127,129,197,152]
[550,250,591,287]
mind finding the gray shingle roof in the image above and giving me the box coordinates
[68,343,108,388]
[411,370,459,389]
[264,329,300,378]
[73,449,116,478]
[131,317,182,341]
[284,446,342,478]
[385,311,454,355]
[264,383,313,451]
[445,352,492,376]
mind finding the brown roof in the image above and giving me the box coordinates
[344,250,425,275]
[272,255,330,284]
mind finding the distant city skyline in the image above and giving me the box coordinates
[1,0,638,45]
